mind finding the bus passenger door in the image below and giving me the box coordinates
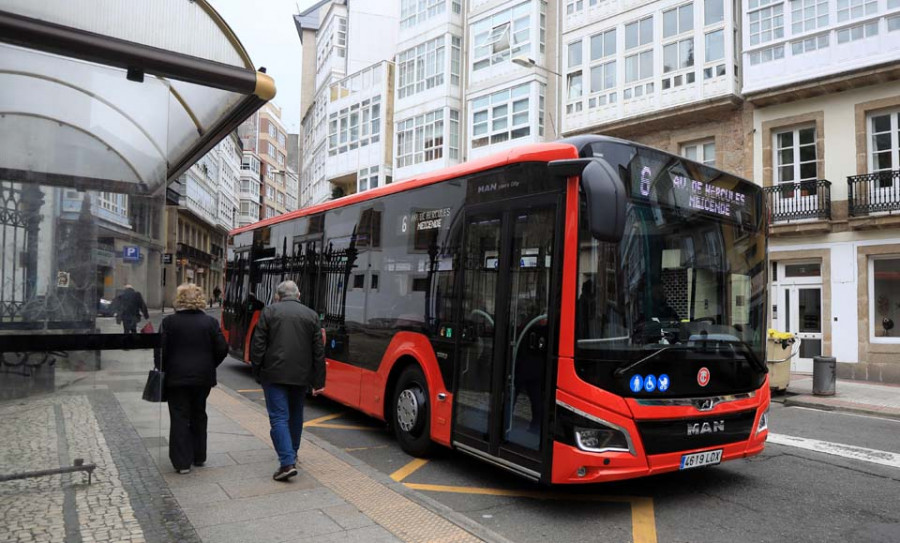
[453,199,558,480]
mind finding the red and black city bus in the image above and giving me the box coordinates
[223,136,770,484]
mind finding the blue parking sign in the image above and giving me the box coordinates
[123,246,140,262]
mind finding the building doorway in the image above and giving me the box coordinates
[772,261,823,373]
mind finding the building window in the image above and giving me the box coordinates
[267,142,276,158]
[748,44,785,64]
[663,3,693,39]
[451,36,461,86]
[869,110,900,173]
[837,0,877,23]
[775,127,817,185]
[472,1,532,71]
[358,166,380,192]
[566,0,583,14]
[889,15,900,32]
[567,39,583,107]
[625,16,653,49]
[398,36,446,99]
[836,21,879,43]
[328,96,381,155]
[682,140,716,166]
[471,83,532,149]
[625,50,653,83]
[663,38,694,73]
[791,33,829,55]
[870,257,900,342]
[98,192,128,216]
[705,29,724,62]
[791,0,829,34]
[401,0,446,29]
[590,28,616,61]
[268,123,276,138]
[705,0,724,25]
[749,3,784,45]
[590,61,616,95]
[449,109,460,159]
[397,109,446,167]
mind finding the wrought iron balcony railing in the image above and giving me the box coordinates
[848,170,900,216]
[763,180,831,223]
[176,242,212,266]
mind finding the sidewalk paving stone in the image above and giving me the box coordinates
[195,509,342,543]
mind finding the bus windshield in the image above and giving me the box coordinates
[574,144,767,391]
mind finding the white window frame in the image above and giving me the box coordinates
[470,83,533,150]
[869,255,900,344]
[397,109,446,168]
[791,0,829,35]
[398,36,446,99]
[472,1,533,72]
[328,96,381,156]
[681,139,716,166]
[625,15,654,50]
[663,3,694,39]
[791,33,829,55]
[566,0,584,15]
[868,109,900,174]
[836,21,879,43]
[704,0,725,26]
[837,0,877,23]
[401,0,446,29]
[748,2,785,46]
[774,126,818,185]
[663,37,695,73]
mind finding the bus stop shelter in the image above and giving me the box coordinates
[0,0,274,395]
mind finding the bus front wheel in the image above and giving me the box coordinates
[392,365,434,457]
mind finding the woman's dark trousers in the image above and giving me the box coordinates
[167,386,212,470]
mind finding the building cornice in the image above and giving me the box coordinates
[744,61,900,108]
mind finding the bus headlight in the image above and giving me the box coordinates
[555,401,635,455]
[756,408,769,435]
[575,427,630,452]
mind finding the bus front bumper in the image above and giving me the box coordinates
[550,411,769,484]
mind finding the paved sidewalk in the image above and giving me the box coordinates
[2,309,493,543]
[778,373,900,420]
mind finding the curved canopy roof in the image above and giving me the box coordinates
[0,0,275,196]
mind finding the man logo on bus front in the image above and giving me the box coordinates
[697,367,710,387]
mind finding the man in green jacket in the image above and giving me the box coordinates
[250,280,326,481]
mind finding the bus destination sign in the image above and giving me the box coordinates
[636,163,752,223]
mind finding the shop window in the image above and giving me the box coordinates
[871,257,900,341]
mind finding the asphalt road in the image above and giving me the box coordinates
[216,356,900,543]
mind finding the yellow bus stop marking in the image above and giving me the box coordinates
[403,482,658,543]
[390,458,429,482]
[304,412,382,431]
[304,412,346,427]
[237,388,263,393]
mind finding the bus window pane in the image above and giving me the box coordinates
[505,207,555,451]
[457,214,501,440]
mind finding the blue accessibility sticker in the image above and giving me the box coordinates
[644,374,657,392]
[629,374,643,393]
[658,374,670,392]
[330,339,336,349]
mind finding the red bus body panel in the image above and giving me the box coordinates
[323,358,362,408]
[242,310,261,364]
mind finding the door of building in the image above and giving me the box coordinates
[772,262,823,373]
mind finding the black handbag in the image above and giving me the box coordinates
[142,367,166,402]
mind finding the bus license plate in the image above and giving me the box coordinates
[680,449,722,470]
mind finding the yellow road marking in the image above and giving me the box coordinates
[304,412,346,427]
[390,458,429,482]
[344,445,390,452]
[404,483,657,543]
[236,388,262,393]
[312,423,380,431]
[630,497,658,543]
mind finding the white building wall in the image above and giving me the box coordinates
[347,0,401,74]
[742,0,900,94]
[562,0,739,134]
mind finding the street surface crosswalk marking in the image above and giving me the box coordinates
[768,433,900,470]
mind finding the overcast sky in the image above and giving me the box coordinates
[210,0,319,132]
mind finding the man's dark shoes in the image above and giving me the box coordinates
[273,465,298,481]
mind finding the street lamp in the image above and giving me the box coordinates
[511,56,561,138]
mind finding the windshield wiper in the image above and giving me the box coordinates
[613,346,680,378]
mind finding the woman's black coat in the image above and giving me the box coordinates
[159,310,228,388]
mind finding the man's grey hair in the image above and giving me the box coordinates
[275,280,300,301]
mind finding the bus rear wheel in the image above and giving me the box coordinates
[392,365,434,457]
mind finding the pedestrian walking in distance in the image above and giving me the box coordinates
[212,285,222,307]
[160,283,228,474]
[115,284,149,333]
[250,280,326,481]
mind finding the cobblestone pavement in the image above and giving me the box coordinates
[0,387,199,542]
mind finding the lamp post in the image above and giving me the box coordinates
[511,56,561,139]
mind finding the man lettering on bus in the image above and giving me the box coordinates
[250,280,326,481]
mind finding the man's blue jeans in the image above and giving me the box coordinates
[262,384,307,468]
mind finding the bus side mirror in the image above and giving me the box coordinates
[549,158,625,243]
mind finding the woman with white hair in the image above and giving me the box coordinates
[159,283,228,474]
